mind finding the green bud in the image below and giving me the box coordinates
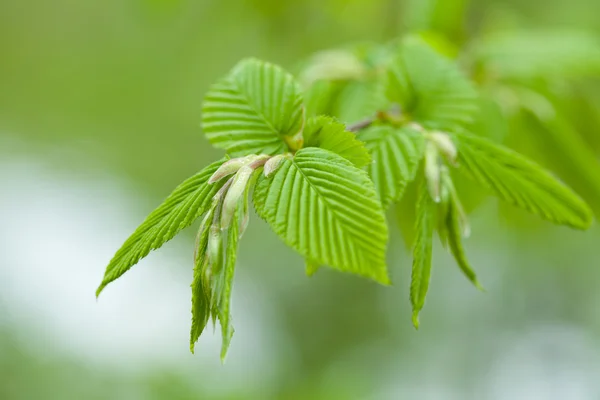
[221,166,254,229]
[263,155,286,177]
[207,224,223,273]
[208,155,268,184]
[429,132,457,165]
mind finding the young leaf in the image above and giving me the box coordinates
[97,159,225,297]
[439,177,483,290]
[357,125,426,209]
[190,210,214,353]
[254,147,389,284]
[386,39,478,132]
[410,181,436,329]
[454,132,593,229]
[217,208,240,361]
[202,58,305,156]
[303,116,371,168]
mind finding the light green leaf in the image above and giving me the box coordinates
[454,133,593,229]
[305,259,320,277]
[254,147,389,284]
[358,125,426,209]
[202,58,305,156]
[386,39,478,132]
[410,181,436,329]
[303,116,371,168]
[97,159,225,297]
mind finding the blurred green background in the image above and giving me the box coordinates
[1,0,600,399]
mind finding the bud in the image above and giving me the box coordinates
[429,132,457,165]
[208,155,267,184]
[220,166,254,229]
[424,142,441,203]
[263,155,286,177]
[207,224,223,273]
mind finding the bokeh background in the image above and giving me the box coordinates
[2,0,600,399]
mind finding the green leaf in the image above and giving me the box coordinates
[202,58,305,156]
[440,180,483,290]
[303,116,371,168]
[358,125,426,209]
[473,30,600,80]
[217,208,240,361]
[410,181,436,329]
[254,147,389,284]
[97,159,225,297]
[454,133,593,229]
[190,210,214,353]
[386,39,478,132]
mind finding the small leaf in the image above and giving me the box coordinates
[358,125,426,209]
[303,116,371,168]
[190,209,214,353]
[454,132,593,229]
[410,181,436,329]
[440,177,483,290]
[254,147,389,284]
[386,39,478,132]
[202,58,305,156]
[97,159,225,297]
[218,209,240,361]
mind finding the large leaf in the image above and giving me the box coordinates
[303,116,371,168]
[254,147,389,283]
[410,182,436,329]
[358,125,426,209]
[202,58,305,156]
[97,159,224,296]
[386,39,478,132]
[454,133,593,229]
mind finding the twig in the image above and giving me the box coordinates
[346,117,375,132]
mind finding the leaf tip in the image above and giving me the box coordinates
[412,311,420,330]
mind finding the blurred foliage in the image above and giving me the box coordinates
[1,0,600,398]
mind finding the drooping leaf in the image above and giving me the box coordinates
[454,132,593,229]
[410,181,436,329]
[386,39,478,132]
[439,179,483,290]
[202,58,305,156]
[217,208,240,361]
[358,124,426,209]
[97,159,225,297]
[190,209,214,353]
[303,116,371,168]
[254,147,389,284]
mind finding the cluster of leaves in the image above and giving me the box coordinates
[97,37,594,359]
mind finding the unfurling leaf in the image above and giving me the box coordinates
[303,116,371,168]
[358,125,426,209]
[202,58,305,156]
[97,159,225,297]
[454,132,593,229]
[439,174,483,290]
[410,181,436,329]
[254,147,389,284]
